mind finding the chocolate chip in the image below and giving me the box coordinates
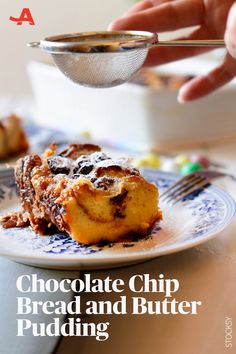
[79,163,94,175]
[74,156,92,174]
[47,156,71,175]
[75,155,90,166]
[110,190,128,205]
[93,177,115,190]
[73,167,79,174]
[90,177,97,183]
[130,168,140,176]
[114,209,125,218]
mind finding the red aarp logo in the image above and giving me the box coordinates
[9,8,35,26]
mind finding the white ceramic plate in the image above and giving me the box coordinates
[0,169,235,270]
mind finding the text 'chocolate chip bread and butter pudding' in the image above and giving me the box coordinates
[1,143,162,245]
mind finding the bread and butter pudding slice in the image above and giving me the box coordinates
[1,143,162,245]
[0,114,29,160]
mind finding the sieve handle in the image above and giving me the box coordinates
[154,39,225,47]
[27,42,40,48]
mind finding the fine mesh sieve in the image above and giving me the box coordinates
[28,31,225,88]
[51,49,148,88]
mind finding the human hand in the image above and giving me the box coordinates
[225,2,236,59]
[109,0,236,102]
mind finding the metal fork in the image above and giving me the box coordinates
[160,170,235,205]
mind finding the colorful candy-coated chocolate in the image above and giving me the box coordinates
[175,154,190,166]
[180,162,204,175]
[134,153,161,169]
[80,130,92,139]
[190,154,210,168]
[162,159,179,173]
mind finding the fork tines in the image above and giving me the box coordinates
[160,174,210,205]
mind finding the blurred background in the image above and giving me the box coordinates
[0,0,132,95]
[1,0,236,153]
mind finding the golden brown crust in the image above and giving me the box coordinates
[44,143,101,160]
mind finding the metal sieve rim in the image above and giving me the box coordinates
[38,31,158,54]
